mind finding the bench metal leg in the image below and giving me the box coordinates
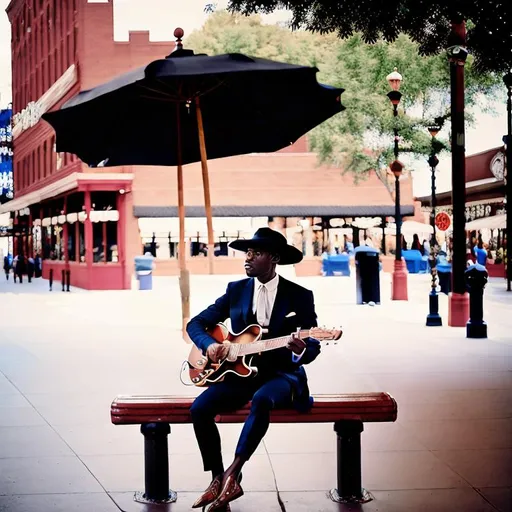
[134,423,177,504]
[328,420,372,504]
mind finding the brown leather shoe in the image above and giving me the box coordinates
[206,474,244,511]
[192,474,223,509]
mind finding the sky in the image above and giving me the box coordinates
[0,0,508,196]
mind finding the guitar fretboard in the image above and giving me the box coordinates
[229,330,311,358]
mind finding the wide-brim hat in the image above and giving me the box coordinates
[229,227,303,265]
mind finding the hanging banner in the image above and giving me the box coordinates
[0,107,14,205]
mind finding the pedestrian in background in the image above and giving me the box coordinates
[3,254,10,280]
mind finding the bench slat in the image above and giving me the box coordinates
[111,392,397,425]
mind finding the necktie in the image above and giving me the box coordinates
[256,284,268,326]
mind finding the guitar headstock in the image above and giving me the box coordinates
[307,326,343,342]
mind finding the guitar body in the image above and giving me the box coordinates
[188,323,263,386]
[186,323,341,387]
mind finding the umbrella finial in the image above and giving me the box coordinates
[174,27,184,51]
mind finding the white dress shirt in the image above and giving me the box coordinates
[251,275,305,362]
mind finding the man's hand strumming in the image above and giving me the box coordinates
[206,342,230,363]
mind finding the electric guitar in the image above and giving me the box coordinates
[187,323,342,387]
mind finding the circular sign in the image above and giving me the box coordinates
[435,212,451,232]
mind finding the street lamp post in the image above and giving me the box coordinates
[503,72,512,292]
[387,68,408,301]
[447,19,470,326]
[426,119,444,326]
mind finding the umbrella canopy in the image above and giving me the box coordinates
[386,221,434,236]
[42,53,344,167]
[466,214,506,231]
[41,34,345,336]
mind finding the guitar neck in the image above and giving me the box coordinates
[236,330,311,357]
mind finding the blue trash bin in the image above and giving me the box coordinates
[403,250,423,274]
[135,254,154,291]
[323,254,350,276]
[137,271,153,290]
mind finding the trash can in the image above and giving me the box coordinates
[437,262,452,295]
[134,253,155,291]
[355,246,380,305]
[322,254,350,276]
[403,250,423,274]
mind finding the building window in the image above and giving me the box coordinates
[92,221,118,263]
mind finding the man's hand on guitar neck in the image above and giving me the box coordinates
[206,342,231,363]
[286,334,306,355]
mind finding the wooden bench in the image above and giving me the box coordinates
[111,392,397,505]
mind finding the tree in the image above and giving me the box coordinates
[187,12,501,178]
[226,1,512,74]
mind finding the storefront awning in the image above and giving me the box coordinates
[134,205,415,218]
[466,214,506,231]
[0,172,133,214]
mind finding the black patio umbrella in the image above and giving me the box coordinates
[42,28,345,333]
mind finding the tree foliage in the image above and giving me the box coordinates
[187,12,501,177]
[226,0,512,74]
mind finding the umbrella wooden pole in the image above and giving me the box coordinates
[195,97,215,274]
[177,105,190,339]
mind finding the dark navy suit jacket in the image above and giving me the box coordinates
[186,276,321,410]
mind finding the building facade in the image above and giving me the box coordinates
[2,0,417,289]
[417,146,506,221]
[3,0,173,289]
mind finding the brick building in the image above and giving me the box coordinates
[1,0,416,289]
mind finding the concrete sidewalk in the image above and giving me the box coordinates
[0,273,511,511]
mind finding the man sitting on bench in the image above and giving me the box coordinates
[187,228,321,511]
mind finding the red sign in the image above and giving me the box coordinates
[435,212,451,231]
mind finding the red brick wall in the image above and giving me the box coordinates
[127,153,413,209]
[8,0,174,200]
[77,0,173,90]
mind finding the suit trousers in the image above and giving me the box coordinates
[190,373,293,473]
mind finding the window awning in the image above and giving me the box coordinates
[0,172,133,214]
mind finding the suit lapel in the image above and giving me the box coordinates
[269,277,290,331]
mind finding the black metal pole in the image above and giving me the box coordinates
[447,20,469,326]
[381,218,386,255]
[135,423,177,504]
[387,81,407,301]
[329,420,370,503]
[450,60,466,295]
[393,106,402,262]
[466,265,488,338]
[395,174,402,261]
[49,268,53,291]
[427,153,442,326]
[504,73,512,292]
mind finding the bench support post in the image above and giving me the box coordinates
[134,423,177,504]
[329,420,372,504]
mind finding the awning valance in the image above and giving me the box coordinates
[137,217,268,238]
[466,214,506,230]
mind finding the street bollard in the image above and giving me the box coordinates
[135,423,177,504]
[329,420,372,504]
[465,263,488,339]
[49,269,53,291]
[66,269,71,292]
[61,270,66,291]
